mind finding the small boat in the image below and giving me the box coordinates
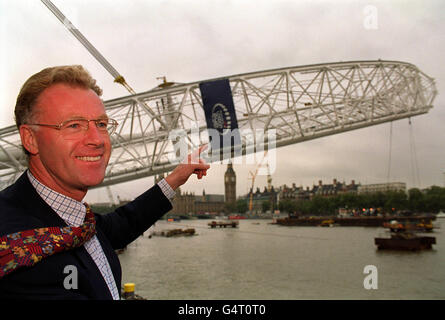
[375,233,436,250]
[376,219,436,250]
[152,228,196,237]
[383,220,433,232]
[228,215,246,220]
[319,219,335,227]
[437,211,445,218]
[208,220,239,228]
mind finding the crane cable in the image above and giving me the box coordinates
[408,118,421,187]
[40,0,168,129]
[386,121,393,184]
[387,119,421,187]
[40,0,121,82]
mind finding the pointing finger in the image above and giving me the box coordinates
[189,144,208,164]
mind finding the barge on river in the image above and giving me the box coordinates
[374,219,437,250]
[275,215,436,227]
[151,228,196,237]
[208,221,239,228]
[375,233,436,250]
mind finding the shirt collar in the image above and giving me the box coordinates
[27,170,86,227]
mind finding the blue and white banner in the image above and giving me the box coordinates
[199,78,240,156]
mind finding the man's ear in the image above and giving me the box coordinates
[19,125,39,155]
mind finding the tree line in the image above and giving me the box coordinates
[237,186,445,216]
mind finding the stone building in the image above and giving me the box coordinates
[310,179,359,198]
[242,178,360,213]
[357,182,406,194]
[194,191,225,214]
[164,163,236,215]
[171,187,195,215]
[247,186,278,214]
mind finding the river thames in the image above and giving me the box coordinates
[118,218,445,300]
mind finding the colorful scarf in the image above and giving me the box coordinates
[0,204,96,279]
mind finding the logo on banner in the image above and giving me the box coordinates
[199,78,240,156]
[211,103,231,134]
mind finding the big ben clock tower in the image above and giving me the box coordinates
[224,163,236,205]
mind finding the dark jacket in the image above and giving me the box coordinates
[0,172,172,299]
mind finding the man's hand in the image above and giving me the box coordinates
[165,145,210,191]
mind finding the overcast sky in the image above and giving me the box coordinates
[1,0,444,204]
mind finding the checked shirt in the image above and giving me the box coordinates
[27,170,175,300]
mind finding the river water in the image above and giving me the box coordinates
[118,218,445,300]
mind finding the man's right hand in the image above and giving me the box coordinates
[164,145,210,191]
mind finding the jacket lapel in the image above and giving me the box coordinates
[6,172,67,227]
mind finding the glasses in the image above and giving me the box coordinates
[28,118,118,140]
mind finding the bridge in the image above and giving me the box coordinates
[0,60,437,189]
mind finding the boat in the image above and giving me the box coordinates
[152,228,196,237]
[228,215,246,220]
[383,220,433,232]
[437,211,445,218]
[276,214,436,227]
[375,233,436,250]
[319,219,335,227]
[208,220,239,228]
[375,220,436,250]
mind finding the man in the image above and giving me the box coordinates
[0,65,209,299]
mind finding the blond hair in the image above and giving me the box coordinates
[14,65,103,128]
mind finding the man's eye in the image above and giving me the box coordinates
[96,120,108,129]
[64,121,83,129]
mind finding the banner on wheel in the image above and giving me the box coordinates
[199,78,241,158]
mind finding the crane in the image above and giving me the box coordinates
[248,151,269,213]
[247,170,257,213]
[266,162,272,193]
[40,0,170,132]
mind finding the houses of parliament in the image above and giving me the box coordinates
[156,163,237,216]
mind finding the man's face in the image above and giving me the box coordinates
[25,83,112,199]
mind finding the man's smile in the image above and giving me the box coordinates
[76,155,102,162]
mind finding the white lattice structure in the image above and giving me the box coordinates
[0,60,437,189]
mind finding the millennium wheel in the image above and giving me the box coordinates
[0,60,437,189]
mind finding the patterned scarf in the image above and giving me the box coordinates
[0,204,96,279]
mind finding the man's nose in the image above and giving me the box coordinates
[84,121,106,145]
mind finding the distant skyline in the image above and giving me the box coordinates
[154,167,410,200]
[1,0,444,204]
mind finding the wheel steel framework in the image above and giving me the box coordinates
[0,60,437,189]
